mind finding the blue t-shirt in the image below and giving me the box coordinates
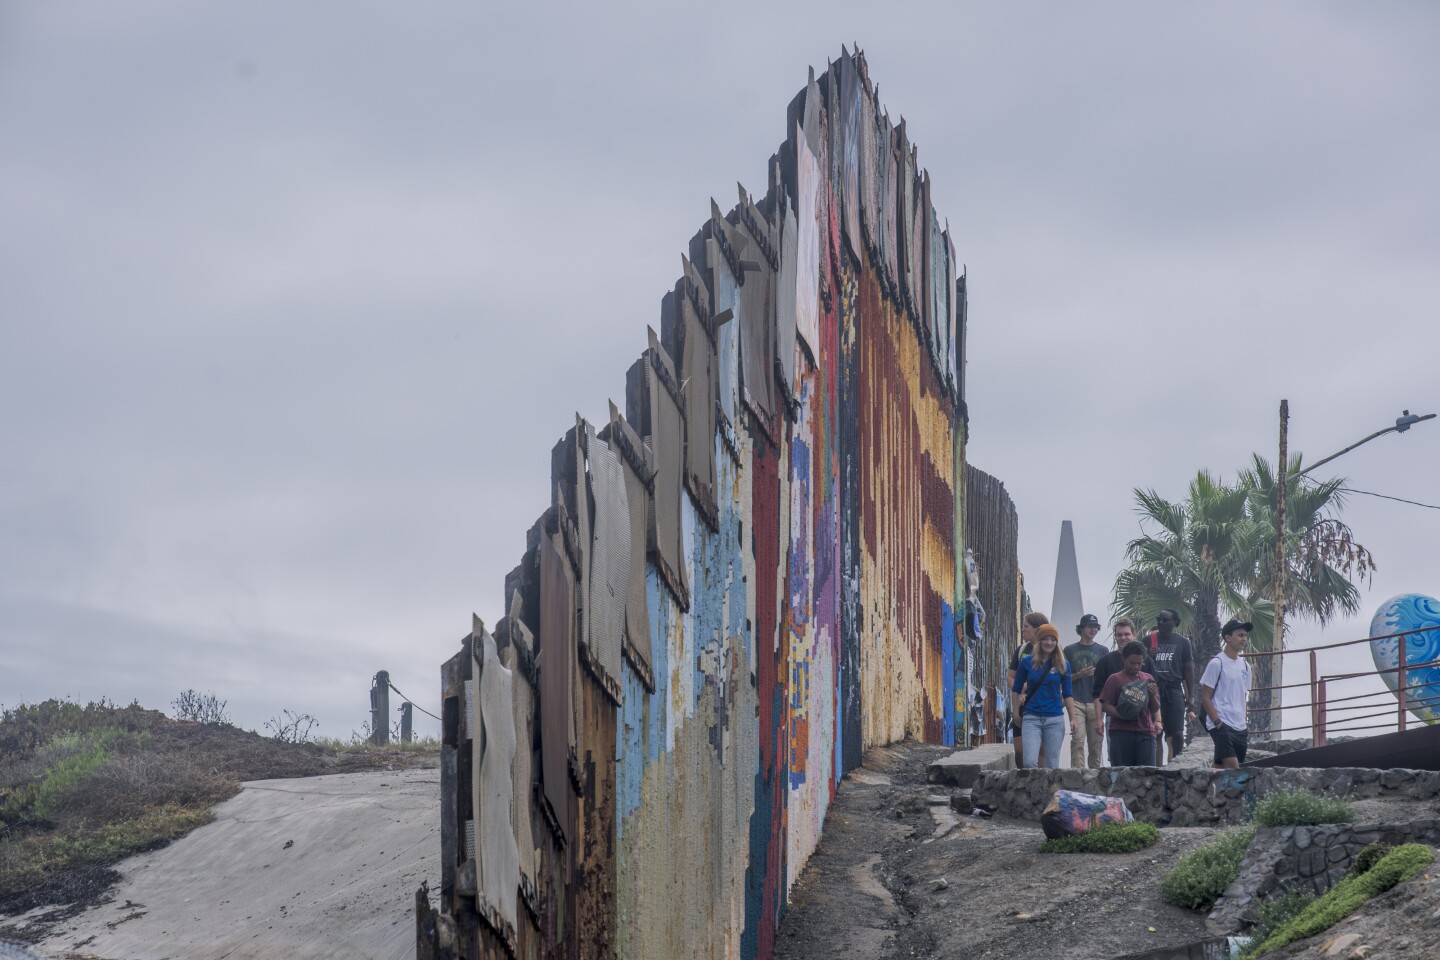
[1012,654,1074,717]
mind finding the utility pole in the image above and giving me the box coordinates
[1270,400,1288,738]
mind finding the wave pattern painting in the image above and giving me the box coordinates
[1369,593,1440,725]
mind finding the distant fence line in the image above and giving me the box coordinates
[418,47,1023,960]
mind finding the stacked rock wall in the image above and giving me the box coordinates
[972,766,1440,826]
[1211,819,1440,932]
[419,48,969,960]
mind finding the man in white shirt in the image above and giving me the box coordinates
[1199,619,1254,769]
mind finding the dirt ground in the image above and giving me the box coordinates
[773,741,1219,960]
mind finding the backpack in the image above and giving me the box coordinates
[1114,676,1151,721]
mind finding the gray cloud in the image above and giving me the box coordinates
[2,1,1436,737]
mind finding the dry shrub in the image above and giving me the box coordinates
[55,753,236,826]
[0,700,161,766]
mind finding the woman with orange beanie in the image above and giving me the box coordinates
[1012,624,1076,769]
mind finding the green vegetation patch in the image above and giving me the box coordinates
[1,727,150,827]
[1245,843,1433,957]
[1347,842,1390,877]
[1255,790,1354,827]
[1162,825,1258,911]
[0,804,215,902]
[1039,821,1159,854]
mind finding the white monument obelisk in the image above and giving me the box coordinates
[1050,521,1084,636]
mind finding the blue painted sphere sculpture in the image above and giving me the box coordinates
[1368,593,1440,725]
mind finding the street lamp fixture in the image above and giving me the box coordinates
[1396,410,1434,433]
[1297,410,1436,478]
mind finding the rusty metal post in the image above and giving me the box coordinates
[1309,649,1319,745]
[1398,634,1408,732]
[372,670,391,745]
[401,701,414,744]
[1317,678,1328,747]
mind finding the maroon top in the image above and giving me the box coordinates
[1098,669,1158,735]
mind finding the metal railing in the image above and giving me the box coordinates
[1240,624,1439,746]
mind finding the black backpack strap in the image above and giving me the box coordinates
[1024,659,1055,698]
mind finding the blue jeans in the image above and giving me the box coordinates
[1022,713,1066,769]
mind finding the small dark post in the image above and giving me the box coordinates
[401,701,414,743]
[371,670,391,745]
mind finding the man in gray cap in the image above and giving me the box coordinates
[1064,613,1108,768]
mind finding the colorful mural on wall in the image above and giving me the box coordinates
[417,48,971,960]
[1369,593,1440,725]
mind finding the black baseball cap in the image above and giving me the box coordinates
[1076,614,1101,634]
[1222,619,1254,636]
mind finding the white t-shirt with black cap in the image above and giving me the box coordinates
[1200,651,1251,731]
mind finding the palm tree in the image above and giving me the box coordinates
[1240,454,1374,626]
[1112,471,1258,673]
[1238,454,1375,733]
[1111,457,1375,738]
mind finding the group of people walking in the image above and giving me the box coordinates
[1008,610,1254,771]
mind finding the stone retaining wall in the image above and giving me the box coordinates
[1209,818,1440,933]
[971,766,1440,826]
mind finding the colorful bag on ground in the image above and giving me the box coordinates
[1040,789,1134,840]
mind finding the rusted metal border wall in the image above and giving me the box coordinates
[961,464,1021,745]
[419,48,970,960]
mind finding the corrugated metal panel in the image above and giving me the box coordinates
[644,329,690,610]
[585,429,628,700]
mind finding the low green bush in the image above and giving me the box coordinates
[1,728,145,825]
[1039,821,1159,854]
[1348,842,1391,877]
[1162,825,1257,911]
[1246,843,1433,957]
[1254,790,1353,827]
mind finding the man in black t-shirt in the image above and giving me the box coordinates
[1064,614,1108,768]
[1148,608,1197,763]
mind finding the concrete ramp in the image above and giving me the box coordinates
[925,743,1015,788]
[1245,724,1440,771]
[38,767,438,960]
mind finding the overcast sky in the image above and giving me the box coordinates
[3,2,1437,741]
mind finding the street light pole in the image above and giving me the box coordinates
[1269,407,1434,739]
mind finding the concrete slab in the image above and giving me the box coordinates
[38,767,439,960]
[926,744,1014,788]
